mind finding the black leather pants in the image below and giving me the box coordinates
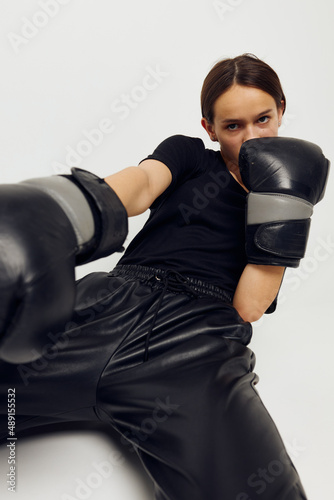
[0,265,308,499]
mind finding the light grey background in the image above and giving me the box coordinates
[0,0,333,498]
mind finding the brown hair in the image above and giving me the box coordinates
[201,53,286,123]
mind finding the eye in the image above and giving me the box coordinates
[227,123,239,131]
[258,115,270,124]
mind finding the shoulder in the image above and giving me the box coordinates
[153,134,206,151]
[149,134,213,168]
[143,134,209,176]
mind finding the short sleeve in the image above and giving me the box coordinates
[139,135,206,192]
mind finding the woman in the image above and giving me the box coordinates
[1,54,328,499]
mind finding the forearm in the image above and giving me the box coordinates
[233,264,285,322]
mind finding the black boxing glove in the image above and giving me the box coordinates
[0,168,128,363]
[239,137,330,268]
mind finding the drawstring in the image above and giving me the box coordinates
[143,270,200,362]
[109,264,234,362]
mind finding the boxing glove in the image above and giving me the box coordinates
[239,137,330,267]
[0,168,128,364]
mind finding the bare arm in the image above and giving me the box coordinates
[233,264,285,323]
[104,159,172,216]
[228,173,285,322]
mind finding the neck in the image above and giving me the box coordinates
[221,152,249,192]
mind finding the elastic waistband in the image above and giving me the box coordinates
[110,264,233,303]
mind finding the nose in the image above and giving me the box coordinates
[242,125,260,144]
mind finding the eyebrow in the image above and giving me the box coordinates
[220,108,274,124]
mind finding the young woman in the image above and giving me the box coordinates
[0,54,329,499]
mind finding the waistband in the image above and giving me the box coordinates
[110,264,233,304]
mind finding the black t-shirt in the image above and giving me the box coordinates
[117,135,248,296]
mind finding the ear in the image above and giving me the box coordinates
[278,100,285,123]
[201,118,217,142]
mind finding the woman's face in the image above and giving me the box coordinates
[201,84,284,170]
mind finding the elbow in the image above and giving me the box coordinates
[234,305,264,323]
[243,310,264,323]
